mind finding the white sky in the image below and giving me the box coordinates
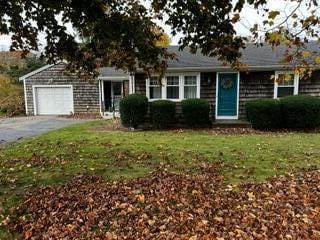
[0,0,307,51]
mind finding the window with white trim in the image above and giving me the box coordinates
[184,76,197,99]
[274,71,299,98]
[146,73,200,101]
[166,76,180,99]
[149,77,162,100]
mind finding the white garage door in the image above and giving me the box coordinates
[34,86,73,115]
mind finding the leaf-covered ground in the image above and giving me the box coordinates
[6,164,320,239]
[1,120,320,238]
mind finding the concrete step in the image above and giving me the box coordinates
[212,120,252,128]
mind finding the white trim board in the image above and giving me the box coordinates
[136,65,312,73]
[100,80,126,114]
[32,85,74,115]
[215,72,240,120]
[23,78,28,115]
[19,61,68,81]
[19,63,63,81]
[97,76,129,81]
[98,80,103,116]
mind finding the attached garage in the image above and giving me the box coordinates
[33,85,74,115]
[20,63,101,116]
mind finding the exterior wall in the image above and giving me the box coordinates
[239,71,274,119]
[134,72,216,120]
[200,72,216,120]
[238,70,320,119]
[134,71,275,120]
[299,71,320,96]
[25,63,100,115]
[134,70,320,121]
[135,73,147,95]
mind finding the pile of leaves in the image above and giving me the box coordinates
[6,165,320,239]
[60,113,102,119]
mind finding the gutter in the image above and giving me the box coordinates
[134,64,320,73]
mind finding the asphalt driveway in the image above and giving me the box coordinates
[0,116,86,145]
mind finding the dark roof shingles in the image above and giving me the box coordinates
[99,42,320,77]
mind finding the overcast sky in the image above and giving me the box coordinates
[0,0,305,51]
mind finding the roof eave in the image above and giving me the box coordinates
[19,60,67,81]
[135,64,319,73]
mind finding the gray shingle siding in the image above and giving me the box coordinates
[25,63,100,115]
[299,71,320,96]
[134,70,320,120]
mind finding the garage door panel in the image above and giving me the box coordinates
[35,86,73,115]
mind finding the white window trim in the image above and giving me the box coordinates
[166,75,181,100]
[146,73,201,101]
[146,76,163,101]
[183,75,199,99]
[274,71,299,99]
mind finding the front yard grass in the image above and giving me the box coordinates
[1,120,320,238]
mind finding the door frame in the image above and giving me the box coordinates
[215,72,240,120]
[32,85,74,115]
[110,81,123,111]
[101,80,124,113]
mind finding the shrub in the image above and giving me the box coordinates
[119,94,148,128]
[181,98,210,127]
[280,95,320,129]
[246,98,282,129]
[0,75,24,117]
[150,100,176,128]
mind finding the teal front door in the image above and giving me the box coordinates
[217,73,238,118]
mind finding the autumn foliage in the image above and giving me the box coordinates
[0,75,24,116]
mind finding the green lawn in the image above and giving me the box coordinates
[1,120,320,238]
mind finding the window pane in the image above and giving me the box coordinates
[278,87,294,97]
[167,76,179,85]
[184,76,197,85]
[166,76,179,99]
[184,86,197,99]
[278,74,294,86]
[167,86,179,99]
[150,86,162,99]
[150,77,160,86]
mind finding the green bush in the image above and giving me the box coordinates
[246,98,282,129]
[119,94,148,128]
[150,100,176,128]
[181,98,210,127]
[280,95,320,129]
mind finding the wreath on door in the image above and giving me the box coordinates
[221,78,233,89]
